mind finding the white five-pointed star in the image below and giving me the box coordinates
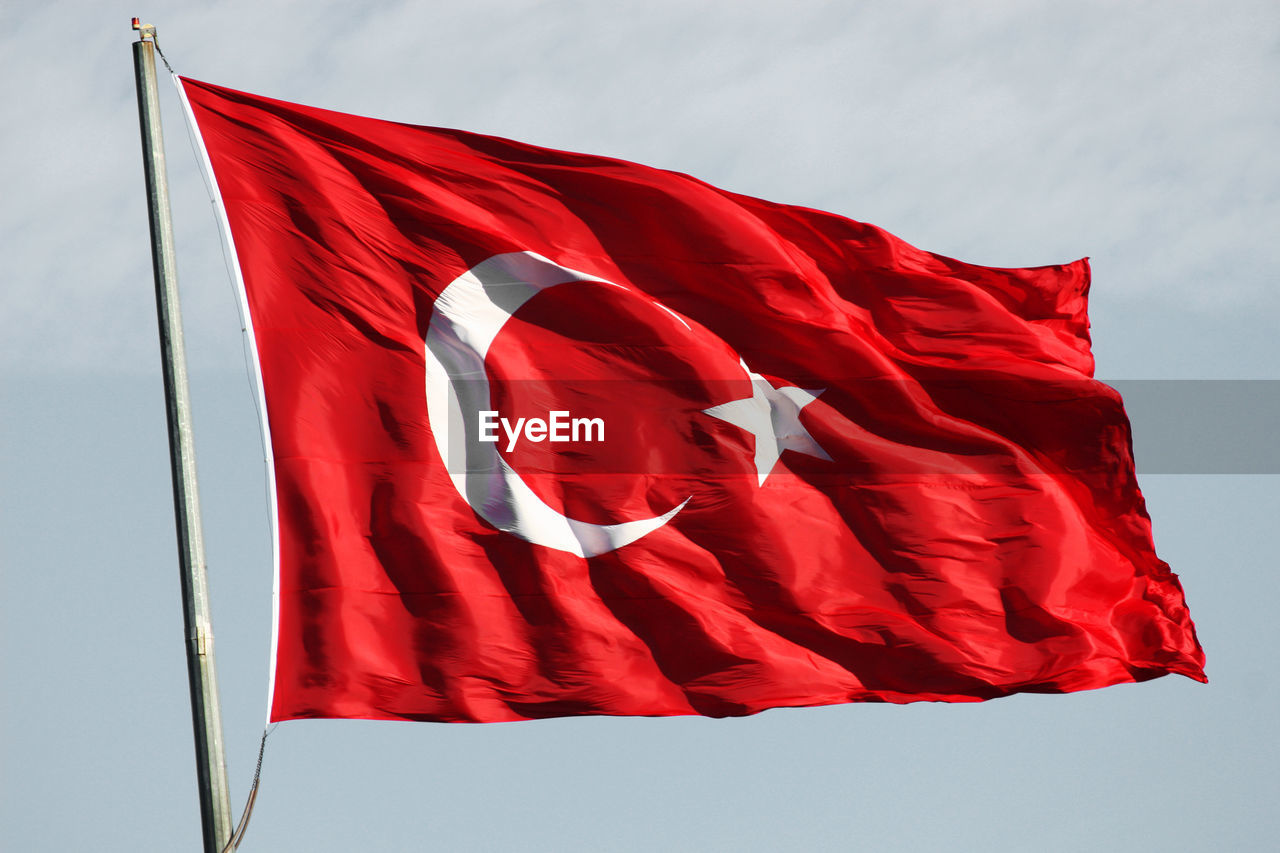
[702,359,833,486]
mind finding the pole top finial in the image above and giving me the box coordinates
[132,18,156,41]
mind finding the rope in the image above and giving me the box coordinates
[170,67,274,470]
[220,725,275,852]
[151,33,175,74]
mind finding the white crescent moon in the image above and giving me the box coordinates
[424,251,690,558]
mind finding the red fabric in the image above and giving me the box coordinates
[182,77,1204,723]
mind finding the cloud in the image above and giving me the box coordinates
[2,0,1277,375]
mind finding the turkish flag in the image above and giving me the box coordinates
[180,78,1204,722]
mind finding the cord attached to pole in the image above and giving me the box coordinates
[132,17,175,72]
[220,725,274,853]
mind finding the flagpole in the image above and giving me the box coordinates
[131,21,234,853]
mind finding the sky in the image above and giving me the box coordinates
[2,1,1277,850]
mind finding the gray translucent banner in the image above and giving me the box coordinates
[432,379,1280,475]
[1112,380,1280,474]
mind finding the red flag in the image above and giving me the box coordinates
[180,78,1204,723]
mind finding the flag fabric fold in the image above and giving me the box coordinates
[180,77,1204,723]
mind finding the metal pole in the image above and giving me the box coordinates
[132,22,234,853]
